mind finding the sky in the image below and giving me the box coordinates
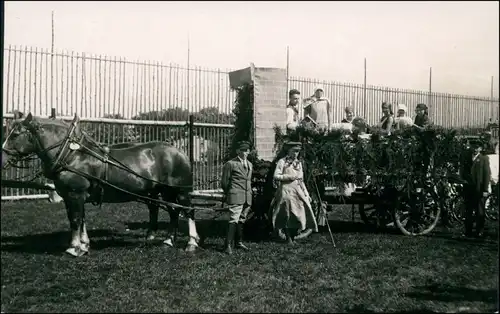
[3,1,500,98]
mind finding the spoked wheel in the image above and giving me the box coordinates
[358,202,395,229]
[449,195,466,223]
[395,185,441,236]
[485,191,498,221]
[441,194,466,227]
[275,228,313,240]
[438,183,465,227]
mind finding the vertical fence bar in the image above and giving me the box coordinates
[363,58,367,117]
[113,56,118,116]
[33,47,38,114]
[189,115,194,167]
[5,46,11,113]
[428,67,432,115]
[89,54,93,117]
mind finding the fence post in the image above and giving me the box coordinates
[428,67,432,115]
[363,58,367,117]
[188,114,194,167]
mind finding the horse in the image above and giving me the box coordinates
[2,112,200,257]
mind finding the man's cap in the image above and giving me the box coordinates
[284,141,302,150]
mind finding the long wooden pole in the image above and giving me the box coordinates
[428,67,432,107]
[286,46,290,109]
[491,76,494,100]
[187,33,190,114]
[50,11,55,116]
[363,58,367,116]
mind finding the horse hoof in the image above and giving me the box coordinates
[65,247,87,257]
[80,243,90,252]
[162,239,174,247]
[185,244,197,253]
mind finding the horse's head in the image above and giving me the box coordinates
[2,111,36,162]
[2,112,80,167]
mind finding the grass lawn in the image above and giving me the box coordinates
[1,201,498,313]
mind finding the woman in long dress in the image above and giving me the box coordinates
[270,142,318,244]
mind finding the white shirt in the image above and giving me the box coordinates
[286,107,299,131]
[237,156,249,169]
[394,116,414,129]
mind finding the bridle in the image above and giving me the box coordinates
[2,116,80,176]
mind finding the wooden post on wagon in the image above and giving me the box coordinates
[50,108,56,119]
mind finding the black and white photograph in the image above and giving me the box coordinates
[1,1,499,312]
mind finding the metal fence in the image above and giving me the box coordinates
[289,77,499,129]
[2,46,236,200]
[3,46,236,120]
[2,45,499,200]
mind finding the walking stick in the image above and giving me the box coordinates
[313,178,336,248]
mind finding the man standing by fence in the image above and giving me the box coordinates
[303,86,332,131]
[221,141,253,254]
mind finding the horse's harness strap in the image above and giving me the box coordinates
[49,119,79,174]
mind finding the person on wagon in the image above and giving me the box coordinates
[461,139,491,238]
[303,86,331,131]
[379,102,394,134]
[286,89,301,134]
[413,103,431,129]
[221,141,253,254]
[341,106,355,123]
[270,141,318,245]
[394,104,414,130]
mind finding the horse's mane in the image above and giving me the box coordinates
[34,117,71,129]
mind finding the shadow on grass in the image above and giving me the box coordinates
[345,305,439,313]
[1,229,141,255]
[124,217,404,247]
[425,230,499,248]
[406,284,498,304]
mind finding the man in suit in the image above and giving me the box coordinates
[461,139,491,238]
[221,141,253,254]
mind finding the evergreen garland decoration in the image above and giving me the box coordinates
[224,83,255,162]
[264,124,477,199]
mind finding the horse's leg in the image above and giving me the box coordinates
[146,203,159,241]
[79,218,90,252]
[162,208,179,247]
[180,192,199,252]
[64,192,87,257]
[185,211,200,252]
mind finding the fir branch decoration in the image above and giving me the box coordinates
[251,124,480,209]
[224,83,255,162]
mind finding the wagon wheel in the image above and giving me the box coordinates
[440,191,466,227]
[485,191,498,221]
[358,202,395,229]
[449,194,466,223]
[394,184,441,236]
